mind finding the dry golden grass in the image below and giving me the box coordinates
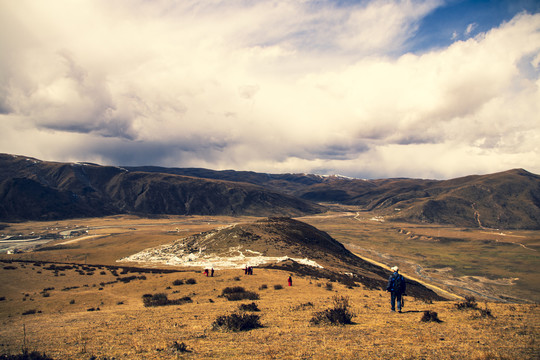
[0,262,538,359]
[0,214,539,359]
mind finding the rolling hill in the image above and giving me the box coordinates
[121,216,444,300]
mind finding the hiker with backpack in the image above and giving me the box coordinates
[387,266,406,313]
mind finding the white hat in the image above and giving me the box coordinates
[391,266,399,272]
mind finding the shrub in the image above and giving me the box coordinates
[238,302,260,312]
[292,302,314,311]
[259,284,268,290]
[221,287,259,301]
[310,296,354,325]
[273,284,283,290]
[172,279,184,286]
[143,293,169,307]
[474,302,495,319]
[325,282,333,291]
[455,296,478,310]
[22,309,37,316]
[168,341,191,353]
[212,312,263,332]
[185,278,197,285]
[142,293,192,307]
[420,310,442,322]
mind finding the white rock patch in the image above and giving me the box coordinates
[118,244,323,270]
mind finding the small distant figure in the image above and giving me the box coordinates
[287,275,292,286]
[211,268,214,277]
[248,266,253,275]
[244,266,248,275]
[203,269,209,277]
[387,266,406,313]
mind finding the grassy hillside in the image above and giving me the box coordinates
[0,261,537,359]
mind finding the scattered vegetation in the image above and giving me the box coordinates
[212,312,263,332]
[172,279,184,286]
[185,278,197,285]
[310,296,354,325]
[0,350,54,360]
[273,284,283,290]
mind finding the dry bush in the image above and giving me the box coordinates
[291,302,314,311]
[310,296,354,325]
[168,341,191,353]
[212,312,263,332]
[456,296,478,310]
[238,302,260,312]
[473,303,495,319]
[172,279,184,286]
[221,287,260,301]
[185,278,197,285]
[325,282,333,291]
[274,284,283,290]
[142,293,192,307]
[420,310,442,323]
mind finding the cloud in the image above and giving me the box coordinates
[0,1,539,179]
[465,22,478,36]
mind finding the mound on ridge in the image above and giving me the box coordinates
[121,217,444,300]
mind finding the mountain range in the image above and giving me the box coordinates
[1,153,539,229]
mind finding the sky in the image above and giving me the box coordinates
[1,0,539,180]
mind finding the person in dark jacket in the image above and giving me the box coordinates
[387,266,406,313]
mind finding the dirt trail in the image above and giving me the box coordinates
[57,234,109,245]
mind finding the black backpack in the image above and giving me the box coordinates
[393,274,405,293]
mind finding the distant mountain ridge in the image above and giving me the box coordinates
[127,165,540,230]
[1,153,539,229]
[0,154,323,221]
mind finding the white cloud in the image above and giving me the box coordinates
[465,22,478,36]
[0,1,539,179]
